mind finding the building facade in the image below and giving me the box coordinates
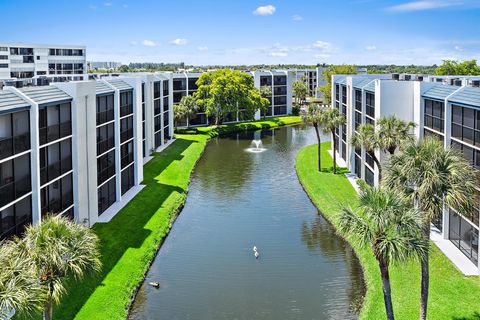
[0,75,174,239]
[0,43,87,88]
[332,74,480,273]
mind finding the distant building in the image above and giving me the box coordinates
[88,61,122,70]
[0,43,87,87]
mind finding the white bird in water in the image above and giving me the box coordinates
[253,246,257,252]
[254,251,260,259]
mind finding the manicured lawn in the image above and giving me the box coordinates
[296,142,480,320]
[176,115,301,137]
[54,134,208,320]
[53,116,302,319]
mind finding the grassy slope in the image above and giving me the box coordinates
[296,142,480,320]
[55,116,301,320]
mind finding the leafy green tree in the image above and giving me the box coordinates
[352,116,416,181]
[301,104,326,171]
[178,95,199,128]
[292,80,309,105]
[435,59,480,75]
[173,104,187,128]
[322,108,346,174]
[259,85,272,119]
[383,138,478,320]
[338,186,426,320]
[195,69,268,125]
[318,65,357,104]
[0,239,45,319]
[117,65,131,73]
[17,215,102,320]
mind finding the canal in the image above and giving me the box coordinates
[129,125,365,319]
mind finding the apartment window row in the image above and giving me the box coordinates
[274,76,287,86]
[451,140,480,170]
[121,141,134,169]
[260,76,272,87]
[38,102,72,146]
[424,99,444,133]
[163,80,169,96]
[366,92,375,118]
[120,91,133,117]
[39,139,72,186]
[365,166,374,186]
[0,195,32,240]
[10,71,34,79]
[10,48,33,55]
[0,55,8,60]
[121,165,134,196]
[120,116,133,143]
[49,48,84,56]
[449,209,479,265]
[0,154,31,209]
[40,174,73,215]
[96,94,114,125]
[154,81,161,99]
[341,85,347,104]
[154,99,161,115]
[188,78,198,90]
[354,154,362,177]
[0,110,30,160]
[451,105,480,147]
[365,151,375,169]
[97,150,115,185]
[173,79,186,91]
[335,84,340,101]
[0,64,8,68]
[355,111,362,131]
[97,123,115,155]
[355,90,362,111]
[98,177,116,215]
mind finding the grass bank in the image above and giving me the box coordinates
[55,116,300,319]
[175,115,301,137]
[296,142,480,320]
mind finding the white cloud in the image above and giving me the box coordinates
[312,40,332,50]
[365,45,377,50]
[198,46,209,51]
[269,52,288,57]
[104,2,112,6]
[253,5,276,16]
[454,45,463,51]
[292,14,303,21]
[388,1,460,12]
[170,38,188,45]
[141,40,158,47]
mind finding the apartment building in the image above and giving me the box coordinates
[0,43,87,88]
[332,74,480,274]
[291,67,326,99]
[251,70,293,117]
[172,72,207,126]
[0,75,174,239]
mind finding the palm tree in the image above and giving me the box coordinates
[383,138,477,320]
[17,215,102,320]
[352,117,416,181]
[178,95,199,128]
[352,123,382,178]
[259,85,272,119]
[0,239,45,319]
[322,108,346,174]
[301,104,325,171]
[377,115,416,155]
[173,104,187,128]
[337,186,427,320]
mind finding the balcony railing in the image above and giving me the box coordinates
[120,129,133,143]
[0,134,30,160]
[40,156,72,185]
[97,137,115,155]
[121,153,134,168]
[98,166,115,185]
[39,122,72,145]
[120,105,133,117]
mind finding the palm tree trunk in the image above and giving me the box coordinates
[186,116,189,129]
[331,129,337,174]
[419,223,430,320]
[314,124,322,171]
[44,298,53,320]
[372,154,382,182]
[379,259,395,320]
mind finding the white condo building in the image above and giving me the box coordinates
[0,73,174,238]
[332,73,480,274]
[0,43,87,87]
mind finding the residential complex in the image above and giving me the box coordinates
[332,73,480,274]
[291,67,326,99]
[0,73,173,239]
[0,43,87,88]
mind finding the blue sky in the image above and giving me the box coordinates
[1,0,479,65]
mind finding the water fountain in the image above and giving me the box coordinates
[245,139,266,153]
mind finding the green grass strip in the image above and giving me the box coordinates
[295,142,480,320]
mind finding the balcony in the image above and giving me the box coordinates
[120,105,133,117]
[98,165,115,185]
[121,153,134,168]
[39,122,72,145]
[0,134,30,160]
[97,137,115,155]
[40,156,72,186]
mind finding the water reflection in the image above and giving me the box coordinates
[129,125,365,320]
